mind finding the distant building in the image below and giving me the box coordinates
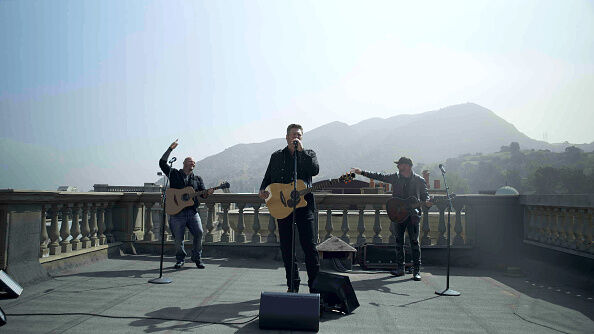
[57,186,78,192]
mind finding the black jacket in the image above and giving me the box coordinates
[159,148,206,212]
[260,147,319,210]
[361,170,429,215]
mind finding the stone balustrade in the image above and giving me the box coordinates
[147,193,470,248]
[521,194,593,258]
[3,189,593,283]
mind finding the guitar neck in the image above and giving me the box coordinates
[194,186,221,197]
[297,180,339,196]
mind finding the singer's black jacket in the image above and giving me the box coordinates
[260,147,319,211]
[159,148,206,212]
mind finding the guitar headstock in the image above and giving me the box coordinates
[219,181,230,190]
[338,172,356,183]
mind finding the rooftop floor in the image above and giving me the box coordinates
[1,255,592,333]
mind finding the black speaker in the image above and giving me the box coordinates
[258,291,320,332]
[0,270,23,299]
[361,244,411,269]
[312,271,359,314]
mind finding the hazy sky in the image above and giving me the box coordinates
[1,0,593,191]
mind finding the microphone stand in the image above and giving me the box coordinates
[289,142,299,293]
[435,165,460,296]
[148,157,175,284]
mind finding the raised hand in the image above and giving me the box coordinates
[259,189,270,200]
[169,139,179,150]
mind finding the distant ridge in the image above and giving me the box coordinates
[193,103,594,192]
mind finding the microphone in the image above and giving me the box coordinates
[439,164,446,174]
[293,140,298,148]
[168,157,177,164]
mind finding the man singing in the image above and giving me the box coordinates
[259,124,320,293]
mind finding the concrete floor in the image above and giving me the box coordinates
[1,255,592,333]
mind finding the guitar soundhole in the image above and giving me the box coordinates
[182,194,189,201]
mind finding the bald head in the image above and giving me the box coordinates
[182,157,196,174]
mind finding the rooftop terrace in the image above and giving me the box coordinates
[1,255,593,333]
[0,191,592,333]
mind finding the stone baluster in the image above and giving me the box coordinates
[453,201,465,246]
[545,207,555,244]
[574,208,585,251]
[324,209,333,240]
[526,206,536,240]
[70,204,81,250]
[80,203,91,248]
[420,205,431,246]
[89,203,99,247]
[340,208,350,244]
[220,203,231,242]
[59,205,72,253]
[372,204,383,244]
[552,207,562,246]
[144,201,155,241]
[204,203,215,242]
[48,204,60,255]
[388,221,396,245]
[356,205,366,245]
[251,203,262,243]
[97,203,107,245]
[236,203,246,243]
[436,201,447,246]
[538,206,549,243]
[585,209,593,255]
[40,205,49,257]
[563,208,574,249]
[267,213,277,243]
[105,203,114,243]
[249,204,262,243]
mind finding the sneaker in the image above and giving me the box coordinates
[174,261,184,269]
[195,260,205,269]
[390,268,405,277]
[412,270,421,281]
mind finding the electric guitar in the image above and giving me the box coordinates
[264,173,355,219]
[165,181,230,215]
[386,195,455,224]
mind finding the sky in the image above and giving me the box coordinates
[1,0,593,191]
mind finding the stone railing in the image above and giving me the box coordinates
[1,190,533,283]
[521,195,593,258]
[148,193,472,248]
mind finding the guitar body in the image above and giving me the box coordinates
[265,180,308,219]
[386,196,421,224]
[165,186,199,215]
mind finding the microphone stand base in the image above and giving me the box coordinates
[148,277,172,284]
[435,288,460,296]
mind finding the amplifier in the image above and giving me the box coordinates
[360,244,412,269]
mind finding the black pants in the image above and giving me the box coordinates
[394,216,421,269]
[277,207,320,290]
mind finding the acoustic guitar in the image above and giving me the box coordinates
[165,181,230,215]
[265,173,355,219]
[386,195,455,224]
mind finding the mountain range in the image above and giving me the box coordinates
[186,103,594,192]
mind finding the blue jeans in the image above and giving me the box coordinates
[169,209,203,262]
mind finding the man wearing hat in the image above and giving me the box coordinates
[351,157,431,280]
